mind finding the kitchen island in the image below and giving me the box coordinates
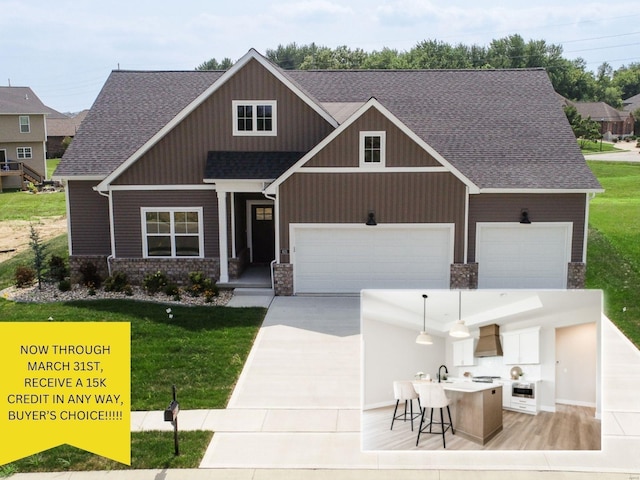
[415,380,503,445]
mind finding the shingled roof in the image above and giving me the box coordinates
[0,86,49,114]
[55,53,600,191]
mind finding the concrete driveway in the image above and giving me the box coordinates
[199,295,640,474]
[585,140,640,162]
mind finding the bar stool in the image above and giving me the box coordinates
[390,381,421,431]
[415,382,455,448]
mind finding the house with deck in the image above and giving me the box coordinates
[0,86,47,191]
[54,49,602,295]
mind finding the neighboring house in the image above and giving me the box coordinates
[623,93,640,115]
[54,49,602,295]
[569,100,634,140]
[46,109,88,158]
[0,86,47,191]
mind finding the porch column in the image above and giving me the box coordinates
[217,190,229,283]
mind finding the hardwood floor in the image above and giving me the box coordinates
[362,404,601,451]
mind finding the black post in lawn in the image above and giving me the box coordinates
[163,385,180,455]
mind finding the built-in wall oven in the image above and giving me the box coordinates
[512,382,535,399]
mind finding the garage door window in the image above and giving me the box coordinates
[142,208,203,258]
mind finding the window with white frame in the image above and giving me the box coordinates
[19,116,30,133]
[142,208,203,258]
[359,131,386,167]
[17,147,32,159]
[232,100,277,136]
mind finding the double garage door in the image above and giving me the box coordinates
[290,222,572,293]
[291,224,454,294]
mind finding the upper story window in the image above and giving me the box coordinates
[19,116,30,133]
[359,131,386,167]
[232,100,277,136]
[17,147,32,159]
[142,208,203,258]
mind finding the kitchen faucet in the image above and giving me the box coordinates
[438,364,448,383]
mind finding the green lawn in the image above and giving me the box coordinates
[47,158,61,179]
[0,190,66,221]
[586,161,640,348]
[579,139,626,154]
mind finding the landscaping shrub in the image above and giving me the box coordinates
[48,255,68,282]
[78,262,102,289]
[187,271,219,301]
[143,271,168,295]
[104,271,131,293]
[14,266,36,288]
[58,279,71,292]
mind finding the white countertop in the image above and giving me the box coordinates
[414,379,503,393]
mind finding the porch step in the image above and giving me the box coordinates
[232,287,274,296]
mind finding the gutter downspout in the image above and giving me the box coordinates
[94,186,114,277]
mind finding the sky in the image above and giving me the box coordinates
[2,0,640,113]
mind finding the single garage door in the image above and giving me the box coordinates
[476,222,572,289]
[291,224,454,294]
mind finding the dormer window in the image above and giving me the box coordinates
[360,131,386,167]
[233,100,277,136]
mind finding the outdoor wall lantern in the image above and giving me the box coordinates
[520,209,531,224]
[416,294,433,345]
[366,211,377,226]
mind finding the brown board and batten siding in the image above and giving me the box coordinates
[467,193,587,263]
[306,108,442,168]
[111,190,219,258]
[67,181,111,255]
[113,59,335,186]
[278,171,467,263]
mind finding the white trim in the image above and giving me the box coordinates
[480,188,604,194]
[96,49,338,192]
[64,187,73,255]
[16,146,33,159]
[108,191,116,259]
[230,193,236,259]
[232,100,277,136]
[359,131,386,168]
[265,98,478,195]
[246,199,275,263]
[464,186,469,264]
[108,184,216,191]
[297,166,449,174]
[207,179,271,193]
[217,192,229,283]
[140,207,204,259]
[583,193,593,263]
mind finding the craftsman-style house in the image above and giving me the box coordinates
[54,49,602,295]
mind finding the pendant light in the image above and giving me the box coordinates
[416,294,433,345]
[449,291,470,338]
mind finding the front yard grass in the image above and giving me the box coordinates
[579,139,626,154]
[0,190,66,220]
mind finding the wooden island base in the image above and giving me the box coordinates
[445,385,503,445]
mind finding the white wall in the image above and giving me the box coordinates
[362,317,446,409]
[556,322,598,407]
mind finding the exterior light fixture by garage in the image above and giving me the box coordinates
[520,209,531,224]
[366,211,377,226]
[449,290,470,338]
[416,294,433,345]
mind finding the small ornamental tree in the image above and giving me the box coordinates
[29,224,47,289]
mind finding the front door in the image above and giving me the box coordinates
[251,204,275,263]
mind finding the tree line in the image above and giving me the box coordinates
[197,35,640,109]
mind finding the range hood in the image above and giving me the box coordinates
[475,324,503,357]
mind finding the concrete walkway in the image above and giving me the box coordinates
[585,139,640,162]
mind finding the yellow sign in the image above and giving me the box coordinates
[0,322,130,465]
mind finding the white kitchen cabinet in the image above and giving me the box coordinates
[502,327,540,365]
[452,338,476,367]
[510,396,538,415]
[499,380,513,408]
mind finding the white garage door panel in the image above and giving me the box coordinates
[293,225,453,293]
[477,223,571,289]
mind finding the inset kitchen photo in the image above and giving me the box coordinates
[361,289,602,451]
